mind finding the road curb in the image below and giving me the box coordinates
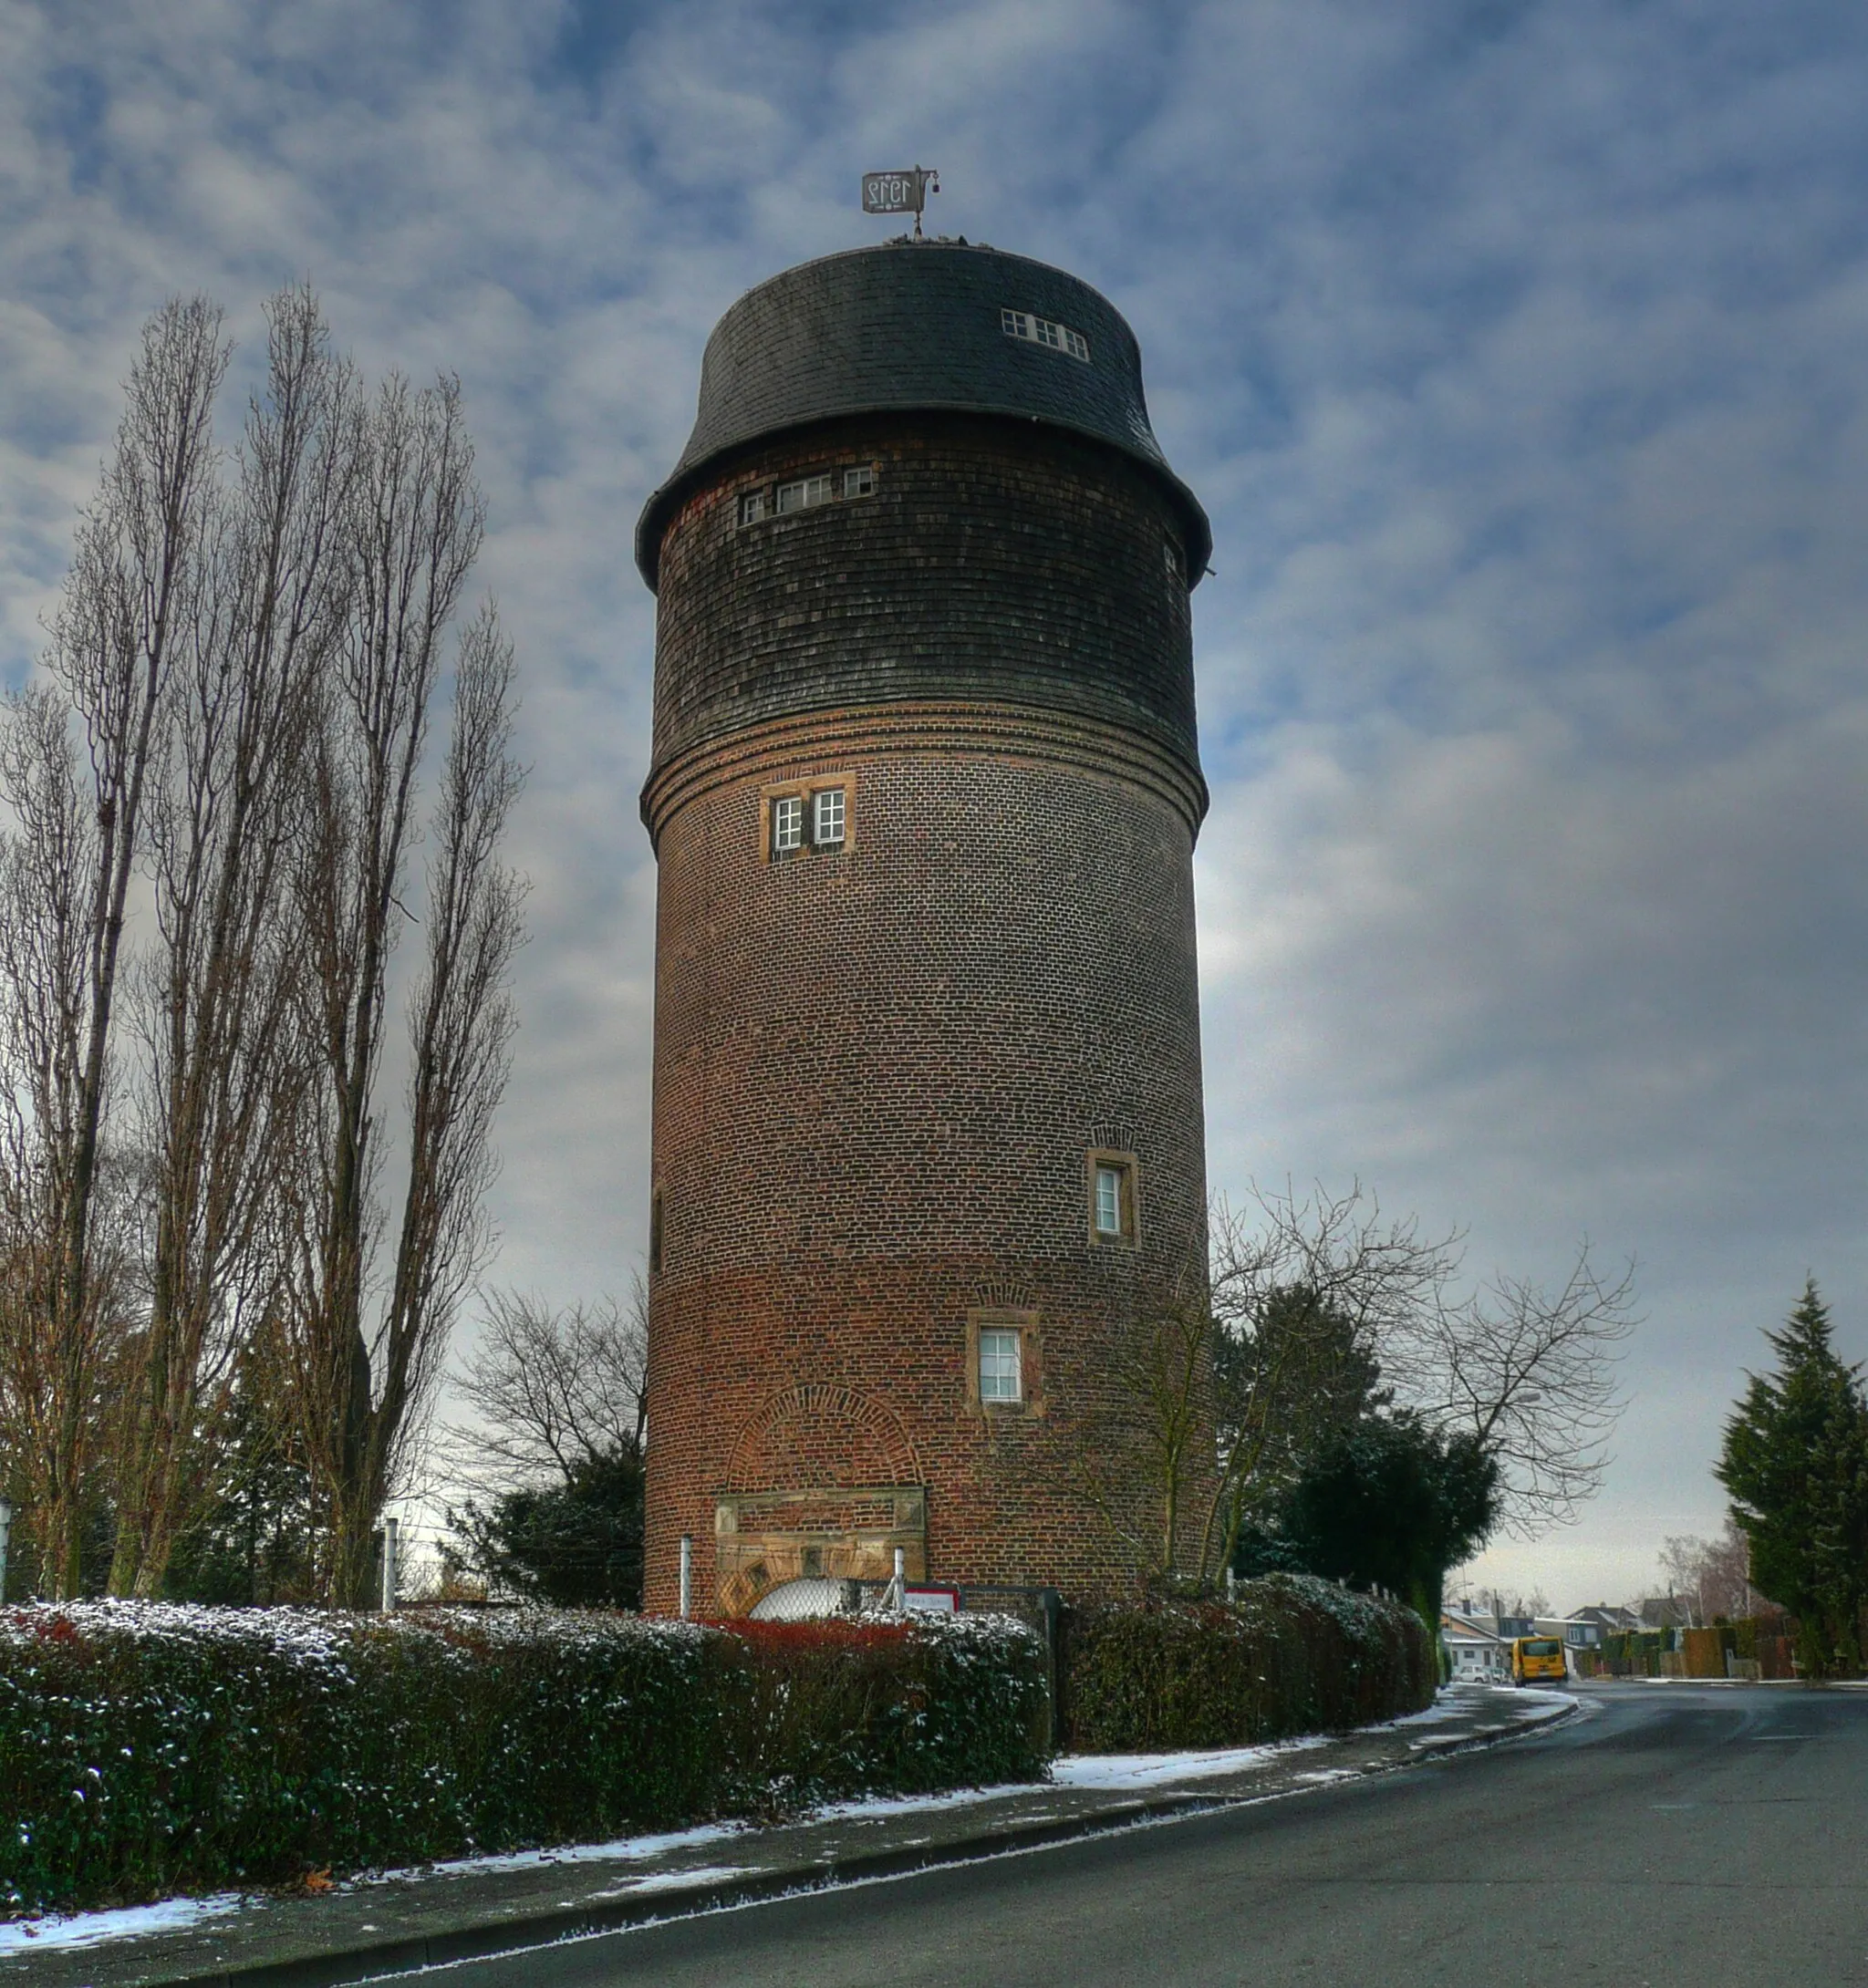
[142,1699,1575,1987]
[148,1795,1242,1988]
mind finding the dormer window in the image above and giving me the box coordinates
[1001,308,1090,363]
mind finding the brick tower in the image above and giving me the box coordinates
[636,240,1212,1615]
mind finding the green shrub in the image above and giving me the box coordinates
[1060,1575,1436,1753]
[0,1604,1046,1915]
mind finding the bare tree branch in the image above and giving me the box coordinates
[442,1283,649,1492]
[1395,1244,1638,1536]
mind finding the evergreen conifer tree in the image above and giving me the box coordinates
[1718,1279,1868,1675]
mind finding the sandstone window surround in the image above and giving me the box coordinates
[965,1309,1043,1417]
[1086,1150,1141,1248]
[762,772,854,863]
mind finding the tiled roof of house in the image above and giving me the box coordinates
[636,240,1211,587]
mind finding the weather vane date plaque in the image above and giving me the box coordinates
[862,168,939,216]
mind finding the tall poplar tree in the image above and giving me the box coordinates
[1718,1279,1868,1676]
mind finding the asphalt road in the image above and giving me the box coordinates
[404,1686,1868,1987]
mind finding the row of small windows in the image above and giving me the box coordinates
[741,465,876,525]
[1001,308,1090,364]
[736,464,1183,602]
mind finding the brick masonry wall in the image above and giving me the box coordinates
[640,417,1214,1613]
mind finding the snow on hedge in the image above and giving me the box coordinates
[0,1603,1047,1916]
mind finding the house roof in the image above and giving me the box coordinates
[635,240,1211,588]
[1440,1614,1506,1646]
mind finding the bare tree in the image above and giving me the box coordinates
[0,303,228,1594]
[1658,1520,1759,1626]
[1394,1245,1637,1537]
[107,289,356,1597]
[281,376,523,1604]
[1197,1182,1453,1579]
[1187,1182,1636,1576]
[0,686,113,1588]
[1657,1534,1707,1628]
[445,1283,649,1488]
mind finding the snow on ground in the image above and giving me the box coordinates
[0,1893,244,1953]
[1051,1734,1333,1789]
[359,1819,742,1883]
[588,1866,746,1898]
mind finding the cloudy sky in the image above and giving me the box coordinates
[4,0,1863,1609]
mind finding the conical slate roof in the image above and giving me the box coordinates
[635,240,1210,588]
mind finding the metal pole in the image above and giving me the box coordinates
[381,1516,399,1612]
[892,1547,906,1611]
[0,1497,11,1603]
[679,1535,692,1620]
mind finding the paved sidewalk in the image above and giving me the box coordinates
[3,1684,1574,1988]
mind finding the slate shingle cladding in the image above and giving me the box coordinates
[635,240,1210,587]
[643,414,1206,814]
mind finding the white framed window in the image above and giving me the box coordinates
[844,466,877,499]
[813,787,846,847]
[1087,1150,1139,1246]
[740,489,770,524]
[1001,307,1090,363]
[776,474,833,514]
[979,1328,1022,1403]
[772,794,803,854]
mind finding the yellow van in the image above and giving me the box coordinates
[1511,1635,1568,1685]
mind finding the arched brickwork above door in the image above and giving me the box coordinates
[724,1383,921,1494]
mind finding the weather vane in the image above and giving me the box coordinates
[861,165,939,240]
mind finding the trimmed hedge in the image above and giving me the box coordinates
[0,1605,1047,1914]
[1061,1575,1437,1752]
